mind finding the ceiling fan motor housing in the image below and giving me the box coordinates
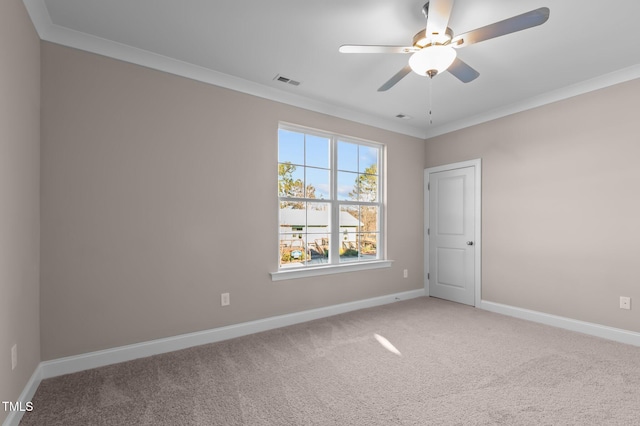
[413,27,453,48]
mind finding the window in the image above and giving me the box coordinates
[277,123,385,272]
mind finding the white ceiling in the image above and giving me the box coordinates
[24,0,640,139]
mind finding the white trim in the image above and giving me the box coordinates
[2,287,419,425]
[21,0,51,39]
[423,177,429,296]
[21,0,425,139]
[2,367,42,426]
[424,159,482,306]
[23,1,640,141]
[479,300,640,347]
[276,123,387,278]
[270,260,393,281]
[424,64,640,139]
[7,293,640,426]
[38,288,423,379]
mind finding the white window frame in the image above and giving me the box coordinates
[271,123,392,281]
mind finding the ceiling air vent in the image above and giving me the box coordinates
[395,114,412,119]
[274,74,301,87]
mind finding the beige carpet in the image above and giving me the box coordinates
[21,297,640,425]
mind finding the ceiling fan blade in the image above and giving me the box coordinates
[339,45,418,54]
[447,57,479,83]
[425,0,454,42]
[450,7,550,48]
[378,65,412,92]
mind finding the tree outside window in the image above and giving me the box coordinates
[278,125,383,269]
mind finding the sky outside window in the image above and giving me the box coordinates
[279,130,379,201]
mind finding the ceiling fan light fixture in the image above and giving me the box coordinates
[409,45,457,77]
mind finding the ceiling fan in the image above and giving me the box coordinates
[339,1,550,91]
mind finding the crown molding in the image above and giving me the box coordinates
[23,0,640,142]
[424,64,640,139]
[22,0,426,140]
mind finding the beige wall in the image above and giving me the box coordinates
[34,17,640,368]
[425,79,640,332]
[40,42,425,360]
[5,4,638,411]
[0,0,41,422]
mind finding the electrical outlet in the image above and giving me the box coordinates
[620,296,631,310]
[221,293,230,306]
[11,344,17,370]
[403,269,408,278]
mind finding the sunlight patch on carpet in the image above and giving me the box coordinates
[374,334,402,356]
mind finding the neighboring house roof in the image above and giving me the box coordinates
[279,209,361,227]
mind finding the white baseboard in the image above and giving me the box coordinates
[2,367,41,426]
[3,288,424,426]
[479,300,640,347]
[8,291,638,426]
[40,288,426,380]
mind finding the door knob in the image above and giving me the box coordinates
[466,241,474,245]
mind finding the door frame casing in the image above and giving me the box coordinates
[424,159,482,307]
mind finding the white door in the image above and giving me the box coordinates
[427,164,478,306]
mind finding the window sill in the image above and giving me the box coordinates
[270,260,394,281]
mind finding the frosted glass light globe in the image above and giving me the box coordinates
[409,45,457,77]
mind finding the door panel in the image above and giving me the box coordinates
[428,166,475,306]
[437,176,465,235]
[437,248,465,288]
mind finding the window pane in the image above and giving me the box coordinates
[340,205,360,263]
[279,204,306,233]
[279,233,307,267]
[359,145,378,174]
[359,233,378,259]
[306,135,330,169]
[340,205,360,231]
[279,202,331,267]
[301,202,330,266]
[340,235,359,262]
[360,206,379,232]
[306,202,330,230]
[278,163,305,199]
[337,171,358,201]
[338,206,379,263]
[355,173,378,202]
[306,167,330,199]
[337,140,358,172]
[279,203,309,267]
[278,129,304,165]
[307,232,330,264]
